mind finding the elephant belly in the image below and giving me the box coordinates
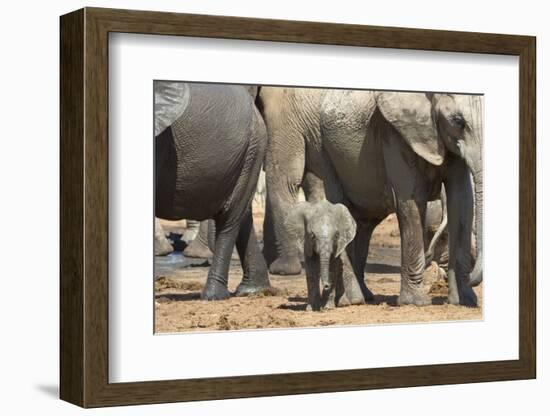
[326,133,393,219]
[155,86,252,220]
[156,137,245,220]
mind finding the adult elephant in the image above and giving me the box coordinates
[320,90,483,306]
[155,82,270,300]
[259,87,328,275]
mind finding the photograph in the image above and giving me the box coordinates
[153,82,484,333]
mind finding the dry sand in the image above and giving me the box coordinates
[155,215,482,333]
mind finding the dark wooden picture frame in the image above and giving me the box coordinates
[60,7,536,408]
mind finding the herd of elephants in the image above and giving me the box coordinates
[154,82,483,311]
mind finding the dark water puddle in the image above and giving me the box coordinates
[154,253,210,277]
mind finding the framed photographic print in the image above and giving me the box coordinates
[60,7,536,408]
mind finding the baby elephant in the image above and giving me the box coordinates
[286,201,357,311]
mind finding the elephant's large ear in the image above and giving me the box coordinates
[333,204,357,257]
[376,92,445,166]
[284,202,310,253]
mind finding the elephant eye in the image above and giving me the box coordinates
[450,112,466,130]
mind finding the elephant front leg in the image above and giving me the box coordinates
[262,135,305,275]
[444,157,478,307]
[234,208,271,296]
[395,198,431,306]
[201,220,238,301]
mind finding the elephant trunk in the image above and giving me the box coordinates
[469,165,483,287]
[319,254,332,291]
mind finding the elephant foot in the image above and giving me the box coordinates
[448,284,478,307]
[234,279,271,297]
[306,302,322,312]
[184,239,213,259]
[337,293,351,307]
[398,284,431,306]
[201,279,230,301]
[269,255,302,275]
[361,284,375,302]
[155,238,173,256]
[347,291,366,306]
[321,299,336,310]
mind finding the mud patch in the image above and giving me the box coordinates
[155,276,203,291]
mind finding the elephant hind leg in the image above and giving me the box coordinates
[346,219,381,301]
[203,109,267,300]
[234,208,271,297]
[201,219,237,300]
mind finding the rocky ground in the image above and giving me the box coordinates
[155,214,482,333]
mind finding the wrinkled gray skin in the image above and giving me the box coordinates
[286,201,362,310]
[155,218,174,256]
[184,220,241,260]
[259,88,329,275]
[425,187,478,280]
[320,91,483,306]
[259,88,455,280]
[155,82,270,300]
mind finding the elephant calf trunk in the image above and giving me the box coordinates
[319,255,332,291]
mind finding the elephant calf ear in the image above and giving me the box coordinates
[375,92,445,166]
[334,204,356,257]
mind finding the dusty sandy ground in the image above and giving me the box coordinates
[155,215,482,333]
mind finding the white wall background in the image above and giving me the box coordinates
[0,0,545,414]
